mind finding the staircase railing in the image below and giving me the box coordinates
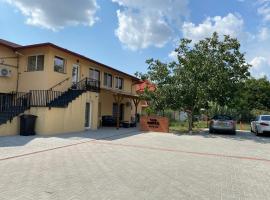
[0,92,31,113]
[30,90,64,107]
[49,77,70,91]
[0,78,100,112]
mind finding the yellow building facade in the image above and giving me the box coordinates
[0,39,141,136]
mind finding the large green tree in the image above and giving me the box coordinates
[140,32,251,132]
[233,77,270,120]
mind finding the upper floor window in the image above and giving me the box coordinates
[27,55,44,71]
[54,56,65,73]
[115,76,124,90]
[104,72,112,88]
[89,68,100,81]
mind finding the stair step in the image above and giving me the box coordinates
[47,89,85,108]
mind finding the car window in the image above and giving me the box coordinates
[261,116,270,121]
[255,116,259,121]
[213,115,232,120]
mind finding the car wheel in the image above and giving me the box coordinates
[255,126,261,136]
[209,128,214,133]
[231,130,236,135]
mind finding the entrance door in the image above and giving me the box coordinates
[113,103,124,121]
[72,64,80,85]
[85,102,91,129]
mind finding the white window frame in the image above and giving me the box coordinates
[27,54,44,71]
[54,56,66,73]
[104,72,113,88]
[89,68,100,81]
[115,76,124,90]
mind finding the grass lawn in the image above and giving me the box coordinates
[170,120,250,133]
[169,121,208,133]
[236,123,250,131]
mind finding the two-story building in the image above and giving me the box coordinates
[0,39,141,136]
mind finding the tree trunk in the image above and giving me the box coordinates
[187,110,193,134]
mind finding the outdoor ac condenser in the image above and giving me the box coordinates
[0,67,11,77]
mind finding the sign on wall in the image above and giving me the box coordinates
[140,116,169,133]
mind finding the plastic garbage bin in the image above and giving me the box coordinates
[20,114,37,136]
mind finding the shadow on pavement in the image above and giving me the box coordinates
[199,130,270,144]
[0,127,141,147]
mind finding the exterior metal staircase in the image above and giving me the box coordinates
[0,92,31,125]
[47,89,85,108]
[0,78,100,126]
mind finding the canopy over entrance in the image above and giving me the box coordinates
[100,88,141,129]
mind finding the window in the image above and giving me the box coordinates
[104,72,112,88]
[54,56,65,73]
[115,76,124,90]
[89,68,100,81]
[27,55,44,71]
[261,116,270,121]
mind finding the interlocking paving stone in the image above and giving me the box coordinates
[0,129,270,199]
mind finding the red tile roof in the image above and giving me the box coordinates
[136,80,156,93]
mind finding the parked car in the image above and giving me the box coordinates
[209,115,236,134]
[250,115,270,136]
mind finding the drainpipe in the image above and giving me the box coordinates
[15,51,23,92]
[15,55,19,92]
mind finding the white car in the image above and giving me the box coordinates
[251,115,270,136]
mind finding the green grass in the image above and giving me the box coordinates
[170,120,251,133]
[236,123,250,131]
[169,120,208,133]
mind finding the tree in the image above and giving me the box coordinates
[232,77,270,121]
[136,59,172,116]
[172,33,250,131]
[140,32,250,132]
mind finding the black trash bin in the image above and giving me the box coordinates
[20,115,37,136]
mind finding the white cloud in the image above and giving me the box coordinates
[115,10,173,50]
[182,13,245,43]
[168,50,178,60]
[250,56,270,78]
[257,0,270,22]
[5,0,99,31]
[258,27,270,41]
[112,0,189,50]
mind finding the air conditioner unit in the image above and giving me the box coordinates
[0,67,11,77]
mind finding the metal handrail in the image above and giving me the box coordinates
[0,92,31,113]
[49,77,70,91]
[71,78,100,92]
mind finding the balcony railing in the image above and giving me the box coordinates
[71,78,100,92]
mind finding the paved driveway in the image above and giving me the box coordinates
[1,129,270,200]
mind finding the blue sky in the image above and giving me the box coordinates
[0,0,269,78]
